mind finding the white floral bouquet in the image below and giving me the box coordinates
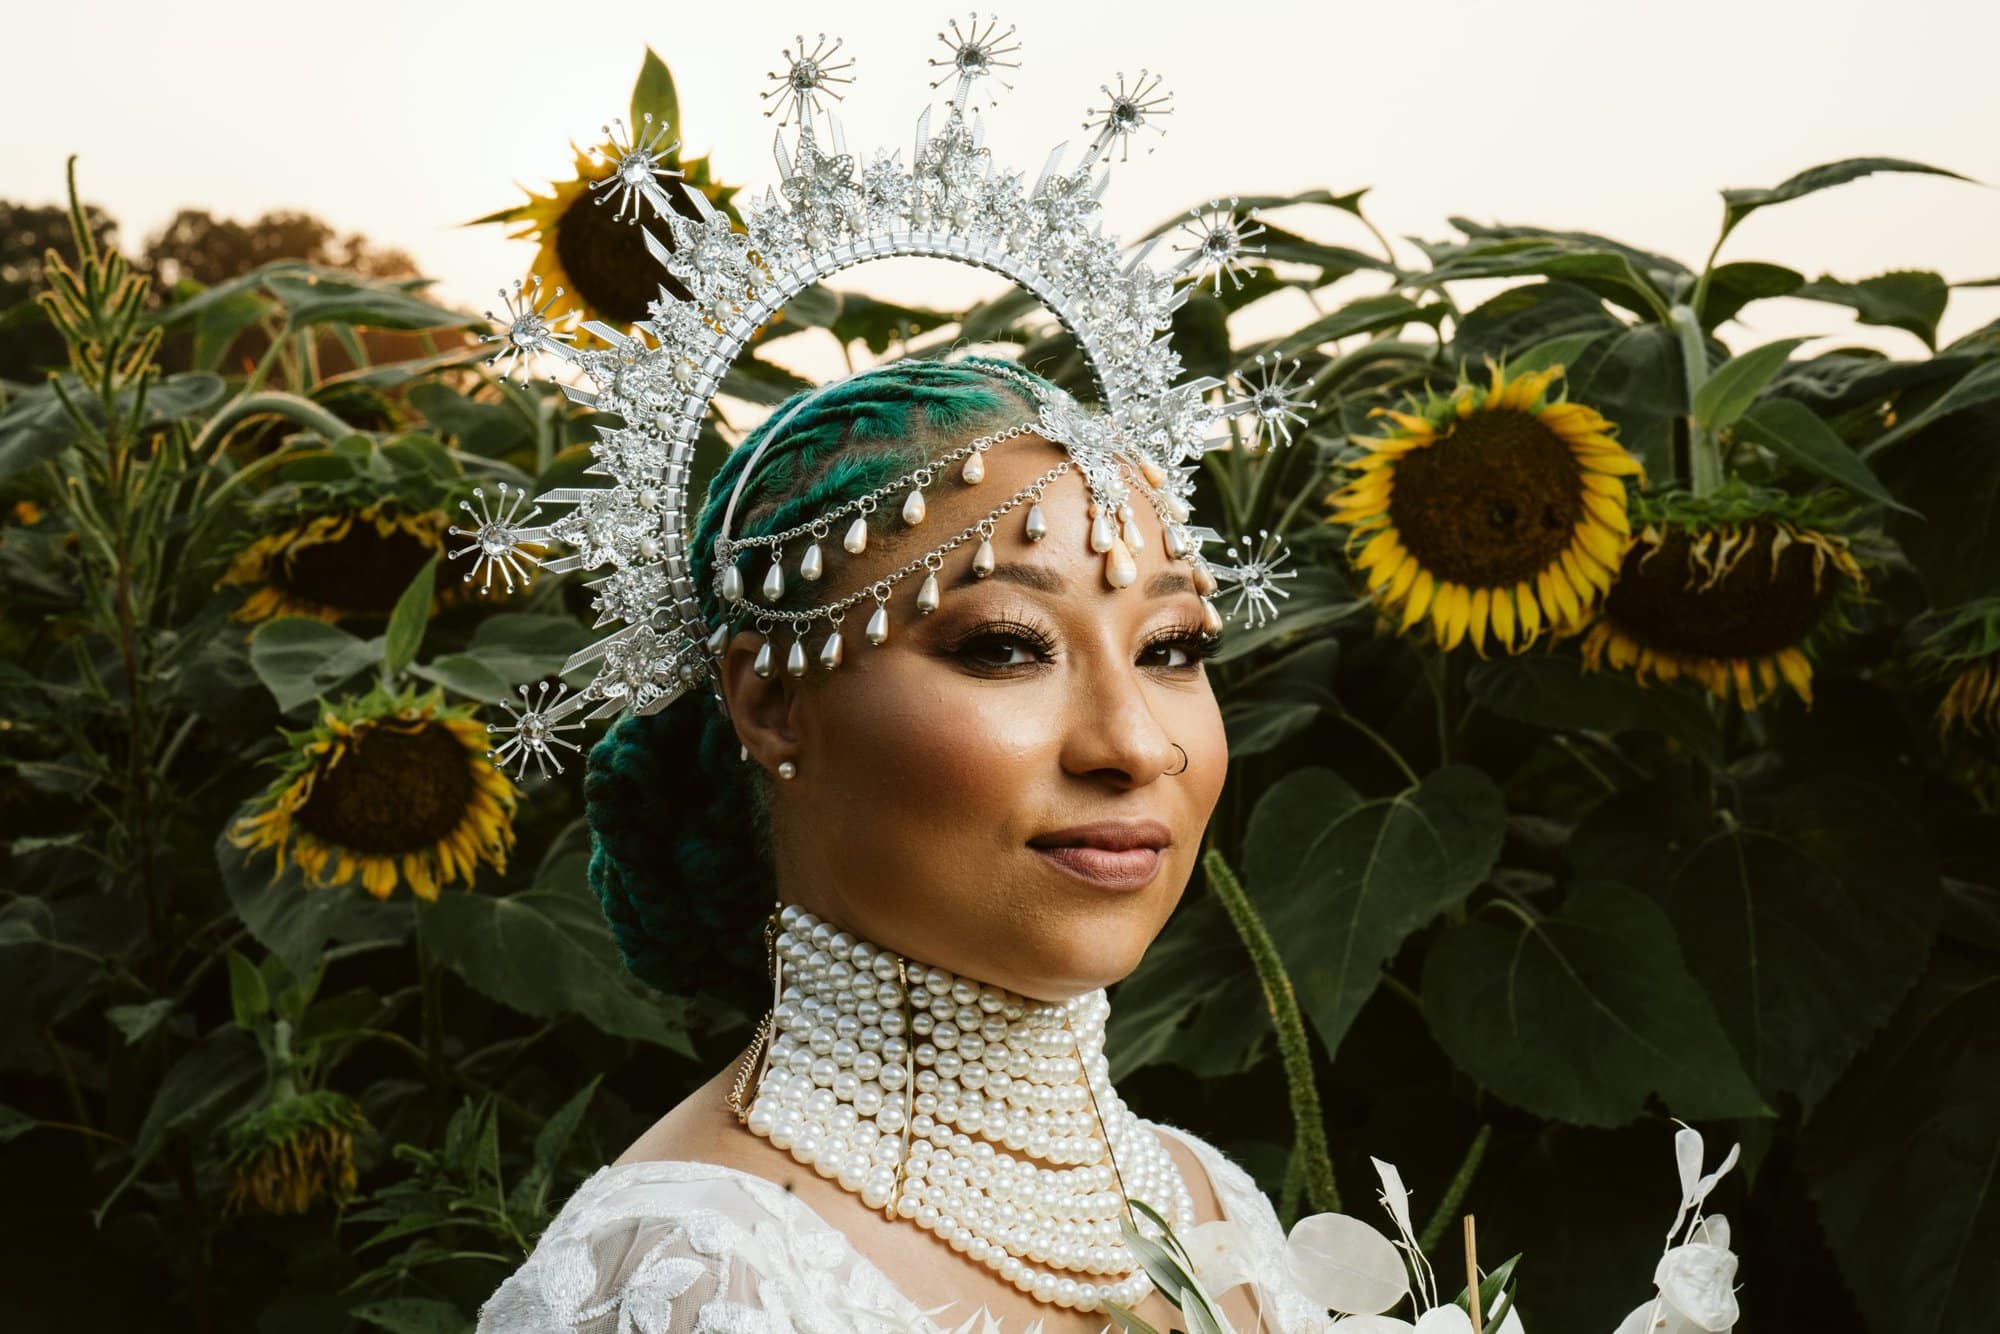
[1108,1125,1744,1334]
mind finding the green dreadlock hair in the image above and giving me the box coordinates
[584,356,1058,1012]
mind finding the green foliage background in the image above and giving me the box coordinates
[2,56,1996,1334]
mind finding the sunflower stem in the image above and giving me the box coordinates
[1669,305,1723,497]
[1202,847,1340,1215]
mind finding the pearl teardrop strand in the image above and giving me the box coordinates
[741,906,1195,1314]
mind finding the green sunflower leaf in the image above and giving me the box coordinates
[1692,336,1810,432]
[1805,951,2000,1332]
[1733,397,1916,514]
[417,883,694,1055]
[248,618,382,714]
[629,48,681,156]
[1696,261,1804,329]
[1245,765,1507,1058]
[1284,293,1448,351]
[1421,882,1770,1127]
[1793,270,1951,351]
[1464,654,1724,767]
[1717,157,1972,247]
[1665,773,1942,1111]
[383,558,438,678]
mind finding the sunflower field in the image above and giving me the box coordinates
[2,52,1995,1334]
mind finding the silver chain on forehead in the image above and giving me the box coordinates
[456,16,1311,780]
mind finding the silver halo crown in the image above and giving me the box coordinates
[456,15,1312,779]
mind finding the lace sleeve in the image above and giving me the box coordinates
[476,1162,936,1334]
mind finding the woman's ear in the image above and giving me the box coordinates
[720,630,800,771]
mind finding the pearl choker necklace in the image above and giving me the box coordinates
[734,905,1195,1314]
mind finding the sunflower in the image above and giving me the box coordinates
[224,1090,367,1216]
[1326,361,1644,656]
[476,141,742,329]
[219,500,457,624]
[230,686,517,900]
[1917,598,2000,741]
[1578,483,1870,710]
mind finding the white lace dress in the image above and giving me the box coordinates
[477,1122,1328,1333]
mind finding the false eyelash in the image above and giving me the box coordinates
[1143,621,1225,667]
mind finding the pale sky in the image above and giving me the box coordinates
[6,0,1996,362]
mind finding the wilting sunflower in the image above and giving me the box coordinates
[220,500,456,624]
[230,686,516,900]
[224,1090,367,1216]
[476,140,742,329]
[1917,598,2000,741]
[1327,361,1644,655]
[1578,482,1870,710]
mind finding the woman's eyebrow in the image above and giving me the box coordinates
[944,561,1194,598]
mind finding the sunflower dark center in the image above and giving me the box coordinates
[296,722,475,856]
[1384,408,1583,586]
[556,184,696,322]
[282,519,436,616]
[1603,522,1837,658]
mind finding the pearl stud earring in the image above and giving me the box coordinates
[777,760,797,780]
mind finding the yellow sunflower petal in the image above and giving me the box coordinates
[1467,586,1491,656]
[1491,583,1517,651]
[1401,568,1437,632]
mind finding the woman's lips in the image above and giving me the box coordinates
[1031,844,1162,891]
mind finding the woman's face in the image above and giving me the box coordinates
[720,427,1229,1001]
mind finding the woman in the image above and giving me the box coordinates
[478,358,1325,1332]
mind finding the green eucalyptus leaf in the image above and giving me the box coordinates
[383,558,438,677]
[247,618,382,713]
[1733,397,1915,514]
[1421,882,1769,1126]
[1692,337,1809,431]
[1246,765,1507,1056]
[1794,270,1950,350]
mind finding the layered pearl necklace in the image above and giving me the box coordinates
[737,906,1195,1314]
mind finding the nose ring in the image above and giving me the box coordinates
[1164,742,1188,776]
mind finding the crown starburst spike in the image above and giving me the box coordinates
[448,482,547,594]
[1226,354,1316,452]
[482,276,577,382]
[1211,528,1298,629]
[589,114,684,223]
[1171,198,1267,294]
[930,11,1020,111]
[487,681,588,781]
[1083,70,1172,164]
[762,33,856,129]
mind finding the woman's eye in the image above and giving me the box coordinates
[958,632,1046,669]
[1140,633,1212,670]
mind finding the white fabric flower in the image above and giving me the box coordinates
[1183,1217,1259,1295]
[1652,1216,1738,1332]
[618,1248,706,1333]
